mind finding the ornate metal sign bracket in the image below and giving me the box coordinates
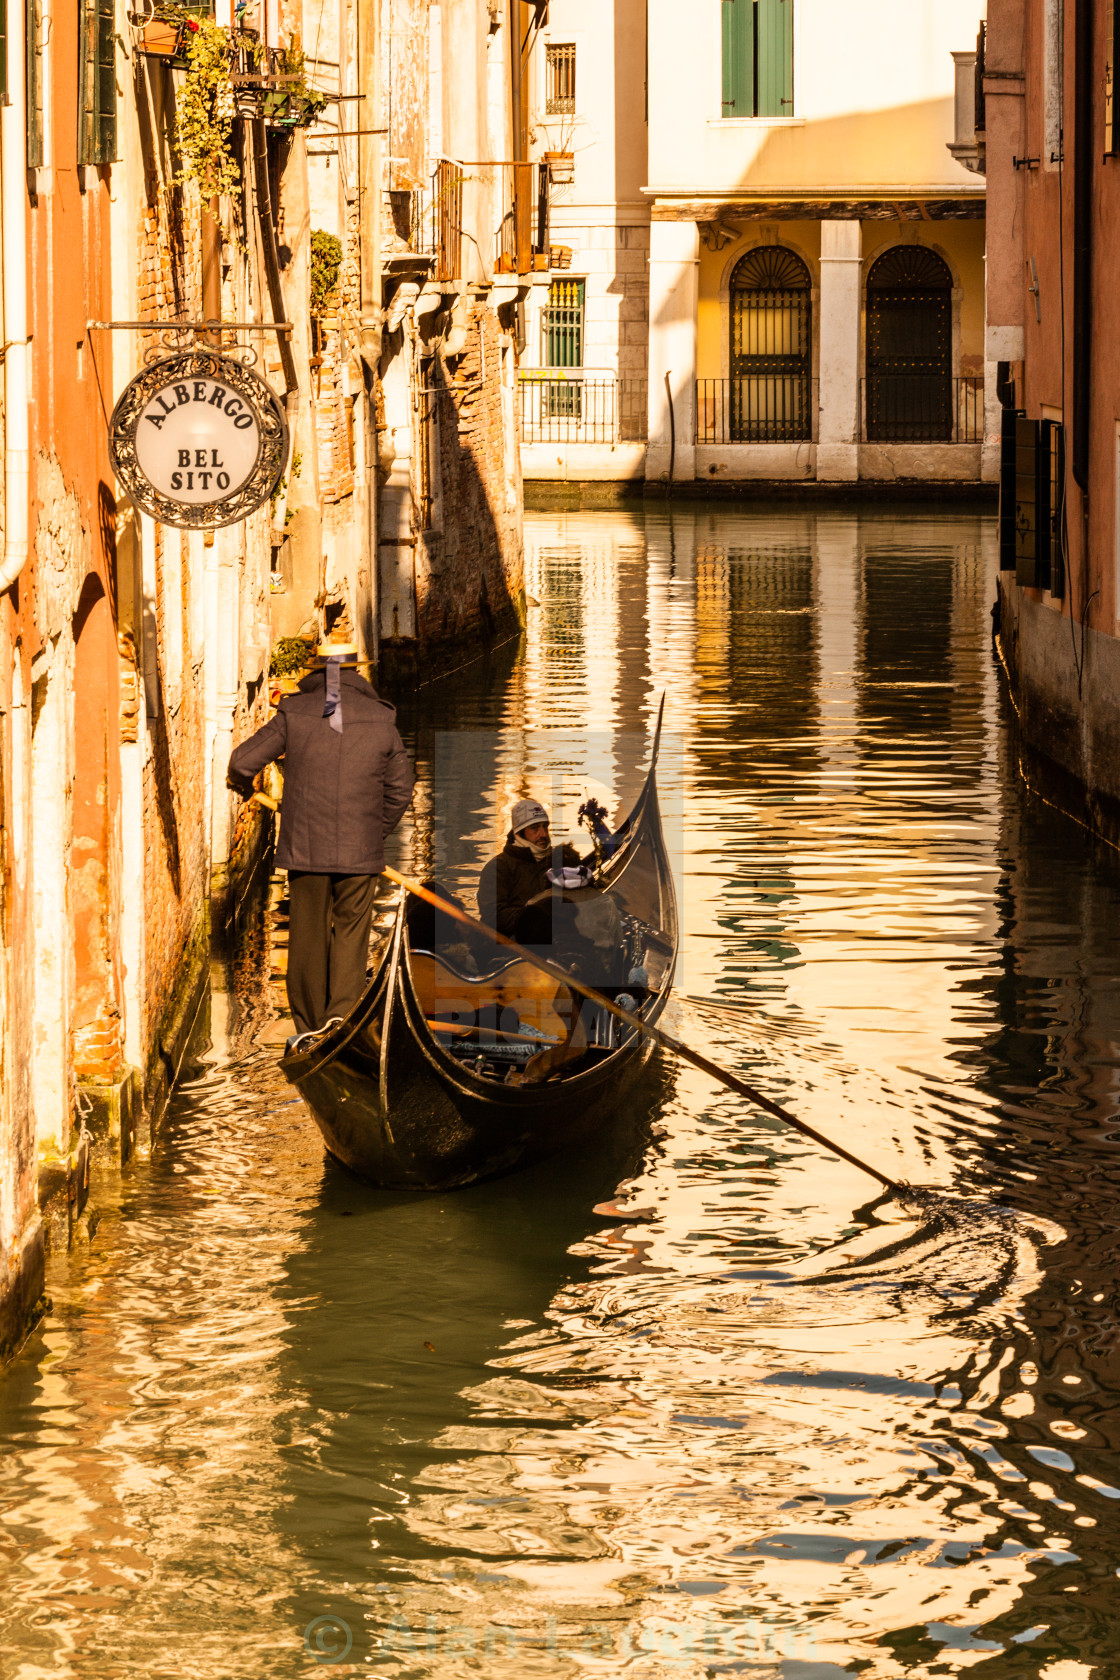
[103,333,291,530]
[88,318,293,372]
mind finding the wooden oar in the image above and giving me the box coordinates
[426,1019,560,1048]
[381,866,902,1194]
[249,792,901,1193]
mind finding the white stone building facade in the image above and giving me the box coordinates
[521,0,990,489]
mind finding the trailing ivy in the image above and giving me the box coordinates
[175,17,239,199]
[310,230,343,317]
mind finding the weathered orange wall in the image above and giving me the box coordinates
[28,0,124,1090]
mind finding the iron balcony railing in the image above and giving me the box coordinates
[402,159,464,282]
[494,160,551,275]
[403,158,556,278]
[861,375,984,443]
[696,377,817,444]
[518,375,648,444]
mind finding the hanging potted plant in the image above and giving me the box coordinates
[132,0,209,67]
[544,150,575,185]
[260,37,328,130]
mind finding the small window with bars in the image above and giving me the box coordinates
[543,278,584,368]
[546,43,576,115]
[78,0,117,165]
[542,278,584,419]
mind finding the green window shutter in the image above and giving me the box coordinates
[78,0,117,166]
[757,0,793,117]
[998,406,1020,570]
[27,0,43,168]
[1048,422,1065,597]
[0,0,8,105]
[77,0,96,164]
[722,0,753,116]
[96,0,117,162]
[1014,416,1039,586]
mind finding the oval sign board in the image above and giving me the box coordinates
[109,348,289,530]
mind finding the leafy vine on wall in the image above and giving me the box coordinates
[175,14,241,197]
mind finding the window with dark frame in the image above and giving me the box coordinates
[1010,417,1065,592]
[728,246,811,442]
[78,0,118,166]
[546,43,576,115]
[27,0,43,168]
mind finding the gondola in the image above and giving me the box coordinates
[280,707,677,1190]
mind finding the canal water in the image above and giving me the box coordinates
[3,505,1120,1680]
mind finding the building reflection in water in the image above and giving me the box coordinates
[7,505,1120,1677]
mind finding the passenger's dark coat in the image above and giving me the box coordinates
[477,833,583,938]
[228,669,413,873]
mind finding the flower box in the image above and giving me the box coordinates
[138,18,187,58]
[544,150,575,185]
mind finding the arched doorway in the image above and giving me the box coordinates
[729,246,812,442]
[865,246,953,441]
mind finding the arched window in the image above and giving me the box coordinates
[729,246,811,442]
[865,246,953,442]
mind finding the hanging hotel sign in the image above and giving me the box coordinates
[108,349,289,530]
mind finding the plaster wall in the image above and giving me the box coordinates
[985,0,1120,832]
[522,442,647,481]
[987,0,1120,698]
[376,0,526,675]
[646,0,989,195]
[522,0,651,383]
[0,627,43,1362]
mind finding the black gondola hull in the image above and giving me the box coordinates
[281,712,677,1190]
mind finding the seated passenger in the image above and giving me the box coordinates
[404,879,487,973]
[477,798,613,942]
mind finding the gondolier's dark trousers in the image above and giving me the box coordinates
[287,872,378,1036]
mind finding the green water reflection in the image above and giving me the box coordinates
[3,506,1120,1679]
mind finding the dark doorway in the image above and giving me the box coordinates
[729,246,812,442]
[865,245,953,442]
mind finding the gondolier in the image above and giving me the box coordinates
[281,700,677,1190]
[227,642,413,1039]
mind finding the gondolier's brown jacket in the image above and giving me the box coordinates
[478,835,583,938]
[228,669,413,873]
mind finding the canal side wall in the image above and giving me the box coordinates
[378,293,527,686]
[997,579,1120,853]
[522,443,987,486]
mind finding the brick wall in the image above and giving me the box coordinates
[418,300,524,650]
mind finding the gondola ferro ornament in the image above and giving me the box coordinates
[108,348,289,529]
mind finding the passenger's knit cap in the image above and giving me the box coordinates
[511,798,550,834]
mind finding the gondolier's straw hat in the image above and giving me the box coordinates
[511,798,550,833]
[314,640,359,664]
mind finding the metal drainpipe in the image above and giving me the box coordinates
[357,0,381,667]
[0,0,30,595]
[250,120,298,395]
[1072,0,1093,491]
[511,0,524,165]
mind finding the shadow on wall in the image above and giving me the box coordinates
[391,304,524,677]
[706,97,965,195]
